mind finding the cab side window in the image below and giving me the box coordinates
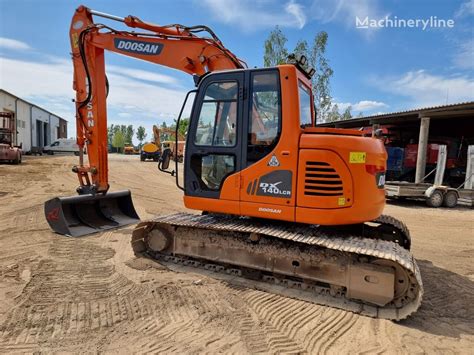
[192,81,239,191]
[298,80,313,127]
[195,81,238,147]
[248,71,281,164]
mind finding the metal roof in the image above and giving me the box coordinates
[317,101,474,128]
[0,88,68,122]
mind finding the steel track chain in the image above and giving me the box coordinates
[133,213,423,320]
[373,214,412,249]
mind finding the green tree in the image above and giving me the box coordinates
[170,118,189,139]
[112,130,125,153]
[116,124,126,138]
[293,39,309,66]
[178,118,189,138]
[264,26,288,67]
[310,31,333,122]
[327,104,341,122]
[161,121,168,129]
[342,106,352,120]
[263,29,334,123]
[125,125,134,144]
[136,126,147,148]
[107,124,115,145]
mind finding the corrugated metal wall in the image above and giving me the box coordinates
[49,114,60,143]
[0,91,31,151]
[16,101,31,151]
[0,90,67,152]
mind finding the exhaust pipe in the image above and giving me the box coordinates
[44,190,140,237]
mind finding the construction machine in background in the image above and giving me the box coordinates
[44,5,422,320]
[140,142,160,161]
[0,112,22,164]
[140,125,161,161]
[141,125,186,162]
[123,143,136,155]
[161,130,186,162]
[161,140,185,162]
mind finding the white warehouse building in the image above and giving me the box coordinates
[0,89,68,153]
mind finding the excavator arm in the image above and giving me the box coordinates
[70,5,244,193]
[152,125,161,148]
[44,5,245,237]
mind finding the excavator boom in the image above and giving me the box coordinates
[45,5,244,236]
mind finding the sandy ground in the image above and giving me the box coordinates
[0,154,473,354]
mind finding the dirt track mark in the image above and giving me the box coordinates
[234,286,365,354]
[223,287,306,353]
[400,260,474,341]
[0,238,155,351]
[0,204,43,227]
[313,311,358,354]
[102,283,244,353]
[0,204,51,255]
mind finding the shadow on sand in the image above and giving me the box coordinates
[399,259,474,338]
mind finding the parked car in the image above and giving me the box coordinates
[43,139,81,155]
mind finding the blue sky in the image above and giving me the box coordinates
[0,0,473,142]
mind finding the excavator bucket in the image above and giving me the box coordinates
[44,190,140,237]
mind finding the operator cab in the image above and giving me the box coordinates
[181,61,315,203]
[175,59,386,225]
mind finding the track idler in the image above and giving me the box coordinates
[44,190,140,237]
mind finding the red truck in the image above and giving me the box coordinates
[0,112,22,164]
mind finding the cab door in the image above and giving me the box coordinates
[184,72,245,200]
[238,68,299,222]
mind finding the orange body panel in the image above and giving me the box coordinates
[184,196,240,215]
[297,149,354,209]
[184,66,387,226]
[239,201,295,222]
[218,174,241,201]
[296,134,387,225]
[303,127,364,136]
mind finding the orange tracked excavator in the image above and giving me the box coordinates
[44,5,422,319]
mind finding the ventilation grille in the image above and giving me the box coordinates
[304,161,343,196]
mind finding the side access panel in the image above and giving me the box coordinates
[297,149,353,209]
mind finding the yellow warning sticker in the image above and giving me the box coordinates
[338,197,346,206]
[349,152,366,163]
